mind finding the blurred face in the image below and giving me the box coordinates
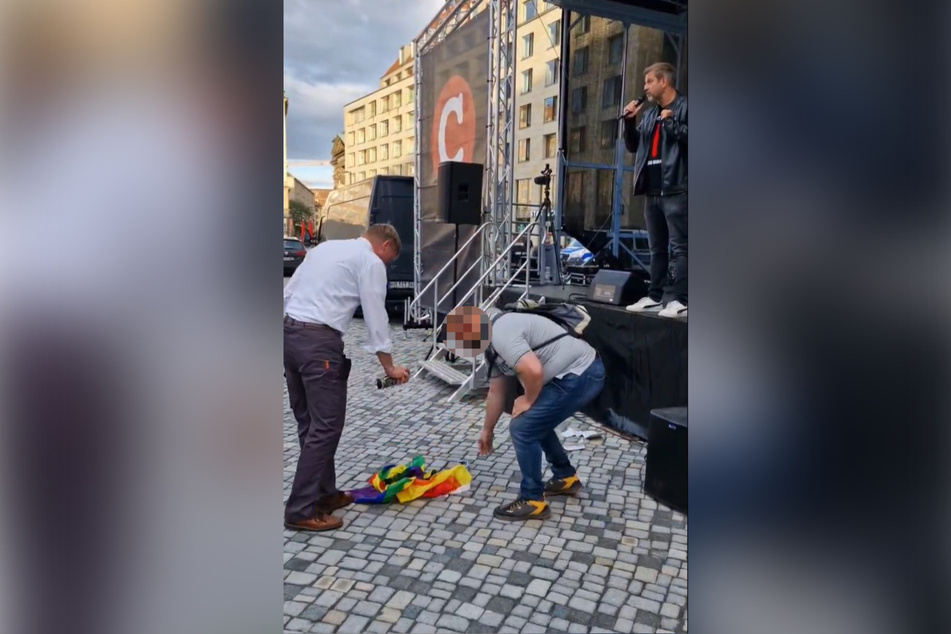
[444,306,491,358]
[644,71,667,101]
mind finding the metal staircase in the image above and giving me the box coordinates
[404,221,538,401]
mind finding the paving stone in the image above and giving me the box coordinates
[568,596,598,614]
[526,579,552,597]
[436,614,470,632]
[321,610,347,625]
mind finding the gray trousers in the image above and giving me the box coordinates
[283,317,351,523]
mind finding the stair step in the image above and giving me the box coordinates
[420,358,470,386]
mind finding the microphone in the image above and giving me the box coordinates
[618,93,648,120]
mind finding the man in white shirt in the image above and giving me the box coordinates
[283,224,410,532]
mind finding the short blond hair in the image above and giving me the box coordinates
[644,62,676,86]
[365,223,401,254]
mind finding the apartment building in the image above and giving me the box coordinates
[343,43,417,184]
[512,1,563,221]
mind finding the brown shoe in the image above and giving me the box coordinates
[284,513,343,532]
[317,491,353,513]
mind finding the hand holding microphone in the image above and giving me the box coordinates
[620,93,648,119]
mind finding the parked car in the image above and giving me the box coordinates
[283,237,306,276]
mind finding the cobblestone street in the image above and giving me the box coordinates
[283,319,688,633]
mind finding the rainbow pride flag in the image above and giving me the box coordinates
[349,456,472,504]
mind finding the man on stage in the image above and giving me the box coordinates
[282,224,410,532]
[622,62,688,318]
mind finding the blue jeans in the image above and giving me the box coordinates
[508,357,605,501]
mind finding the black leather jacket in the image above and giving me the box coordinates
[623,93,687,196]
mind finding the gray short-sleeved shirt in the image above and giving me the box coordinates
[488,312,597,383]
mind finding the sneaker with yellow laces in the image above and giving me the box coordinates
[493,498,551,521]
[544,474,583,496]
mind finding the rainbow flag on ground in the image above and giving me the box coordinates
[349,456,472,504]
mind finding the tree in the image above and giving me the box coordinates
[288,200,314,226]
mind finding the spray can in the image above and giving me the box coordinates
[377,376,401,389]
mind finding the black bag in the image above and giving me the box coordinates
[486,301,592,414]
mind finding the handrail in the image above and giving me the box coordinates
[445,221,537,312]
[408,222,490,315]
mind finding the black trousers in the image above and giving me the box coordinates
[644,193,688,305]
[283,318,351,523]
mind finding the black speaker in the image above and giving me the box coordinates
[587,269,646,305]
[645,407,687,513]
[438,161,484,225]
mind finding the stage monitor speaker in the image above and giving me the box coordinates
[587,269,645,305]
[644,407,687,513]
[438,161,484,225]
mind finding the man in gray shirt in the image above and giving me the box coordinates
[464,307,605,521]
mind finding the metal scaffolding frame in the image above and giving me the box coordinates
[410,0,516,311]
[484,0,517,287]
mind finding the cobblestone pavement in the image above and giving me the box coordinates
[283,319,688,633]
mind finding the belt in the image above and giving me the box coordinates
[283,315,341,336]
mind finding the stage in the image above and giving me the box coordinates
[496,284,687,440]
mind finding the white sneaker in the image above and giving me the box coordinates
[658,300,688,318]
[626,297,663,312]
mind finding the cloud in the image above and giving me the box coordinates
[284,0,445,160]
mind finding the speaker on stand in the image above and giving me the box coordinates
[437,161,484,307]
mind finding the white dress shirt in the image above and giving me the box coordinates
[283,237,392,354]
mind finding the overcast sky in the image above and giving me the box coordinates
[284,0,444,188]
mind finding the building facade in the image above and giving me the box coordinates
[343,43,417,185]
[287,177,315,235]
[330,134,347,189]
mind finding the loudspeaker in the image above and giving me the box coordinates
[645,407,687,513]
[587,269,646,305]
[438,161,484,225]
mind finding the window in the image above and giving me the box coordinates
[544,134,556,158]
[602,75,622,108]
[516,179,531,205]
[380,120,388,137]
[393,116,402,133]
[405,162,414,175]
[368,102,377,117]
[519,104,532,128]
[609,34,624,65]
[597,170,614,211]
[574,15,590,36]
[368,169,377,178]
[392,164,402,175]
[357,171,365,181]
[405,138,414,154]
[405,113,413,128]
[518,138,531,162]
[379,167,388,175]
[600,119,619,148]
[408,87,415,103]
[546,60,559,86]
[352,107,365,123]
[569,127,586,154]
[380,144,389,160]
[523,0,537,22]
[357,128,366,144]
[522,34,534,59]
[380,97,388,113]
[521,69,533,94]
[549,20,561,46]
[347,152,354,166]
[392,91,402,108]
[368,124,377,141]
[567,171,585,209]
[571,87,588,114]
[368,147,377,162]
[544,96,557,123]
[393,140,402,158]
[347,132,355,146]
[573,47,589,76]
[357,150,366,165]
